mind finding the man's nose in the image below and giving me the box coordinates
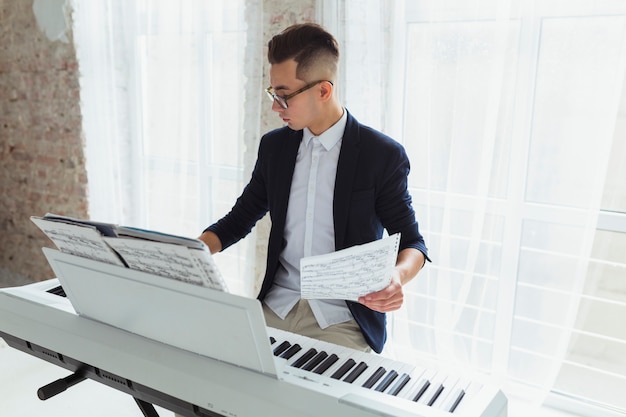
[271,99,283,112]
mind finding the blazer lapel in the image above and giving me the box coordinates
[334,112,360,250]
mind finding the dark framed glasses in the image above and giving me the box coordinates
[265,80,333,109]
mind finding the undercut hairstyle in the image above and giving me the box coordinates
[267,23,339,81]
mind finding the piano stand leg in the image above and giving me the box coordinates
[37,371,87,400]
[134,397,160,417]
[37,371,160,417]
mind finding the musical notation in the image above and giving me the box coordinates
[30,217,125,266]
[300,234,400,301]
[103,238,207,286]
[104,238,227,291]
[30,215,227,292]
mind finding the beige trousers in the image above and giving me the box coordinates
[174,300,370,417]
[263,299,371,352]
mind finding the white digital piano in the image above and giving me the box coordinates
[0,249,507,417]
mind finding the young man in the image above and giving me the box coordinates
[199,23,428,354]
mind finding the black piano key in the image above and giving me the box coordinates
[343,361,368,383]
[330,359,357,380]
[47,285,66,297]
[412,379,431,402]
[312,353,339,375]
[374,370,398,392]
[280,344,302,359]
[291,348,317,368]
[388,373,411,396]
[301,351,328,372]
[447,389,465,412]
[362,366,386,389]
[427,384,445,406]
[272,341,291,356]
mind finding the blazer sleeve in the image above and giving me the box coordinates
[204,138,270,250]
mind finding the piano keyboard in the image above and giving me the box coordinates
[41,283,491,415]
[1,277,506,417]
[268,328,480,415]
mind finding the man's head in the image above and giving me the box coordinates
[266,23,343,135]
[267,23,339,82]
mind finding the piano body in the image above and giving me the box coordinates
[0,249,507,417]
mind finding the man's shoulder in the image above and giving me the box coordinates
[347,119,406,157]
[345,111,401,147]
[263,125,300,140]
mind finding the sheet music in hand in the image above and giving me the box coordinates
[300,233,400,301]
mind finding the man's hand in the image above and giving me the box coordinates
[358,270,404,312]
[198,230,222,254]
[358,248,425,313]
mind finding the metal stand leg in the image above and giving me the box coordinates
[134,397,161,417]
[37,371,87,400]
[37,371,160,417]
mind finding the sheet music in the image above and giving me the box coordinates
[31,217,125,266]
[190,249,229,291]
[104,238,207,286]
[300,234,400,301]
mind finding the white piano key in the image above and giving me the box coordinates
[280,342,303,359]
[432,376,463,410]
[368,360,418,394]
[301,350,330,371]
[416,372,447,406]
[429,375,460,408]
[397,368,434,401]
[292,347,320,368]
[386,371,412,396]
[451,378,483,414]
[440,384,467,413]
[283,339,333,368]
[313,348,373,381]
[344,354,388,386]
[358,355,413,390]
[374,368,398,392]
[382,363,418,396]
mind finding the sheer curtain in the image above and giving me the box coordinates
[325,0,626,412]
[72,0,263,295]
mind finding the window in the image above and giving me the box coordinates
[73,0,262,295]
[331,0,626,414]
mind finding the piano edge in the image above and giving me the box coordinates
[0,283,508,417]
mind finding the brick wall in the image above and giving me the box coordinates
[0,1,87,286]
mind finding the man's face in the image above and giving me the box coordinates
[268,59,318,131]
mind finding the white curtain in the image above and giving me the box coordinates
[72,0,263,296]
[327,0,626,410]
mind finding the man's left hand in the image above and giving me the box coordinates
[358,269,404,313]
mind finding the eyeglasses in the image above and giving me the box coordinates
[265,80,333,109]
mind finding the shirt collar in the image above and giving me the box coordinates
[302,108,347,151]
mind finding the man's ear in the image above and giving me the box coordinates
[319,81,333,102]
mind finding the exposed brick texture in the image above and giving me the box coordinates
[0,1,87,286]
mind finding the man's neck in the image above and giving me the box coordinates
[308,102,344,136]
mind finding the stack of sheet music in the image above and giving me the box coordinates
[31,214,227,291]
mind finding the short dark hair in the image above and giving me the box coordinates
[267,23,339,81]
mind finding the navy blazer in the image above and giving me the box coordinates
[208,111,428,353]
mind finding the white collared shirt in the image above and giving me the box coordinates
[264,109,353,328]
